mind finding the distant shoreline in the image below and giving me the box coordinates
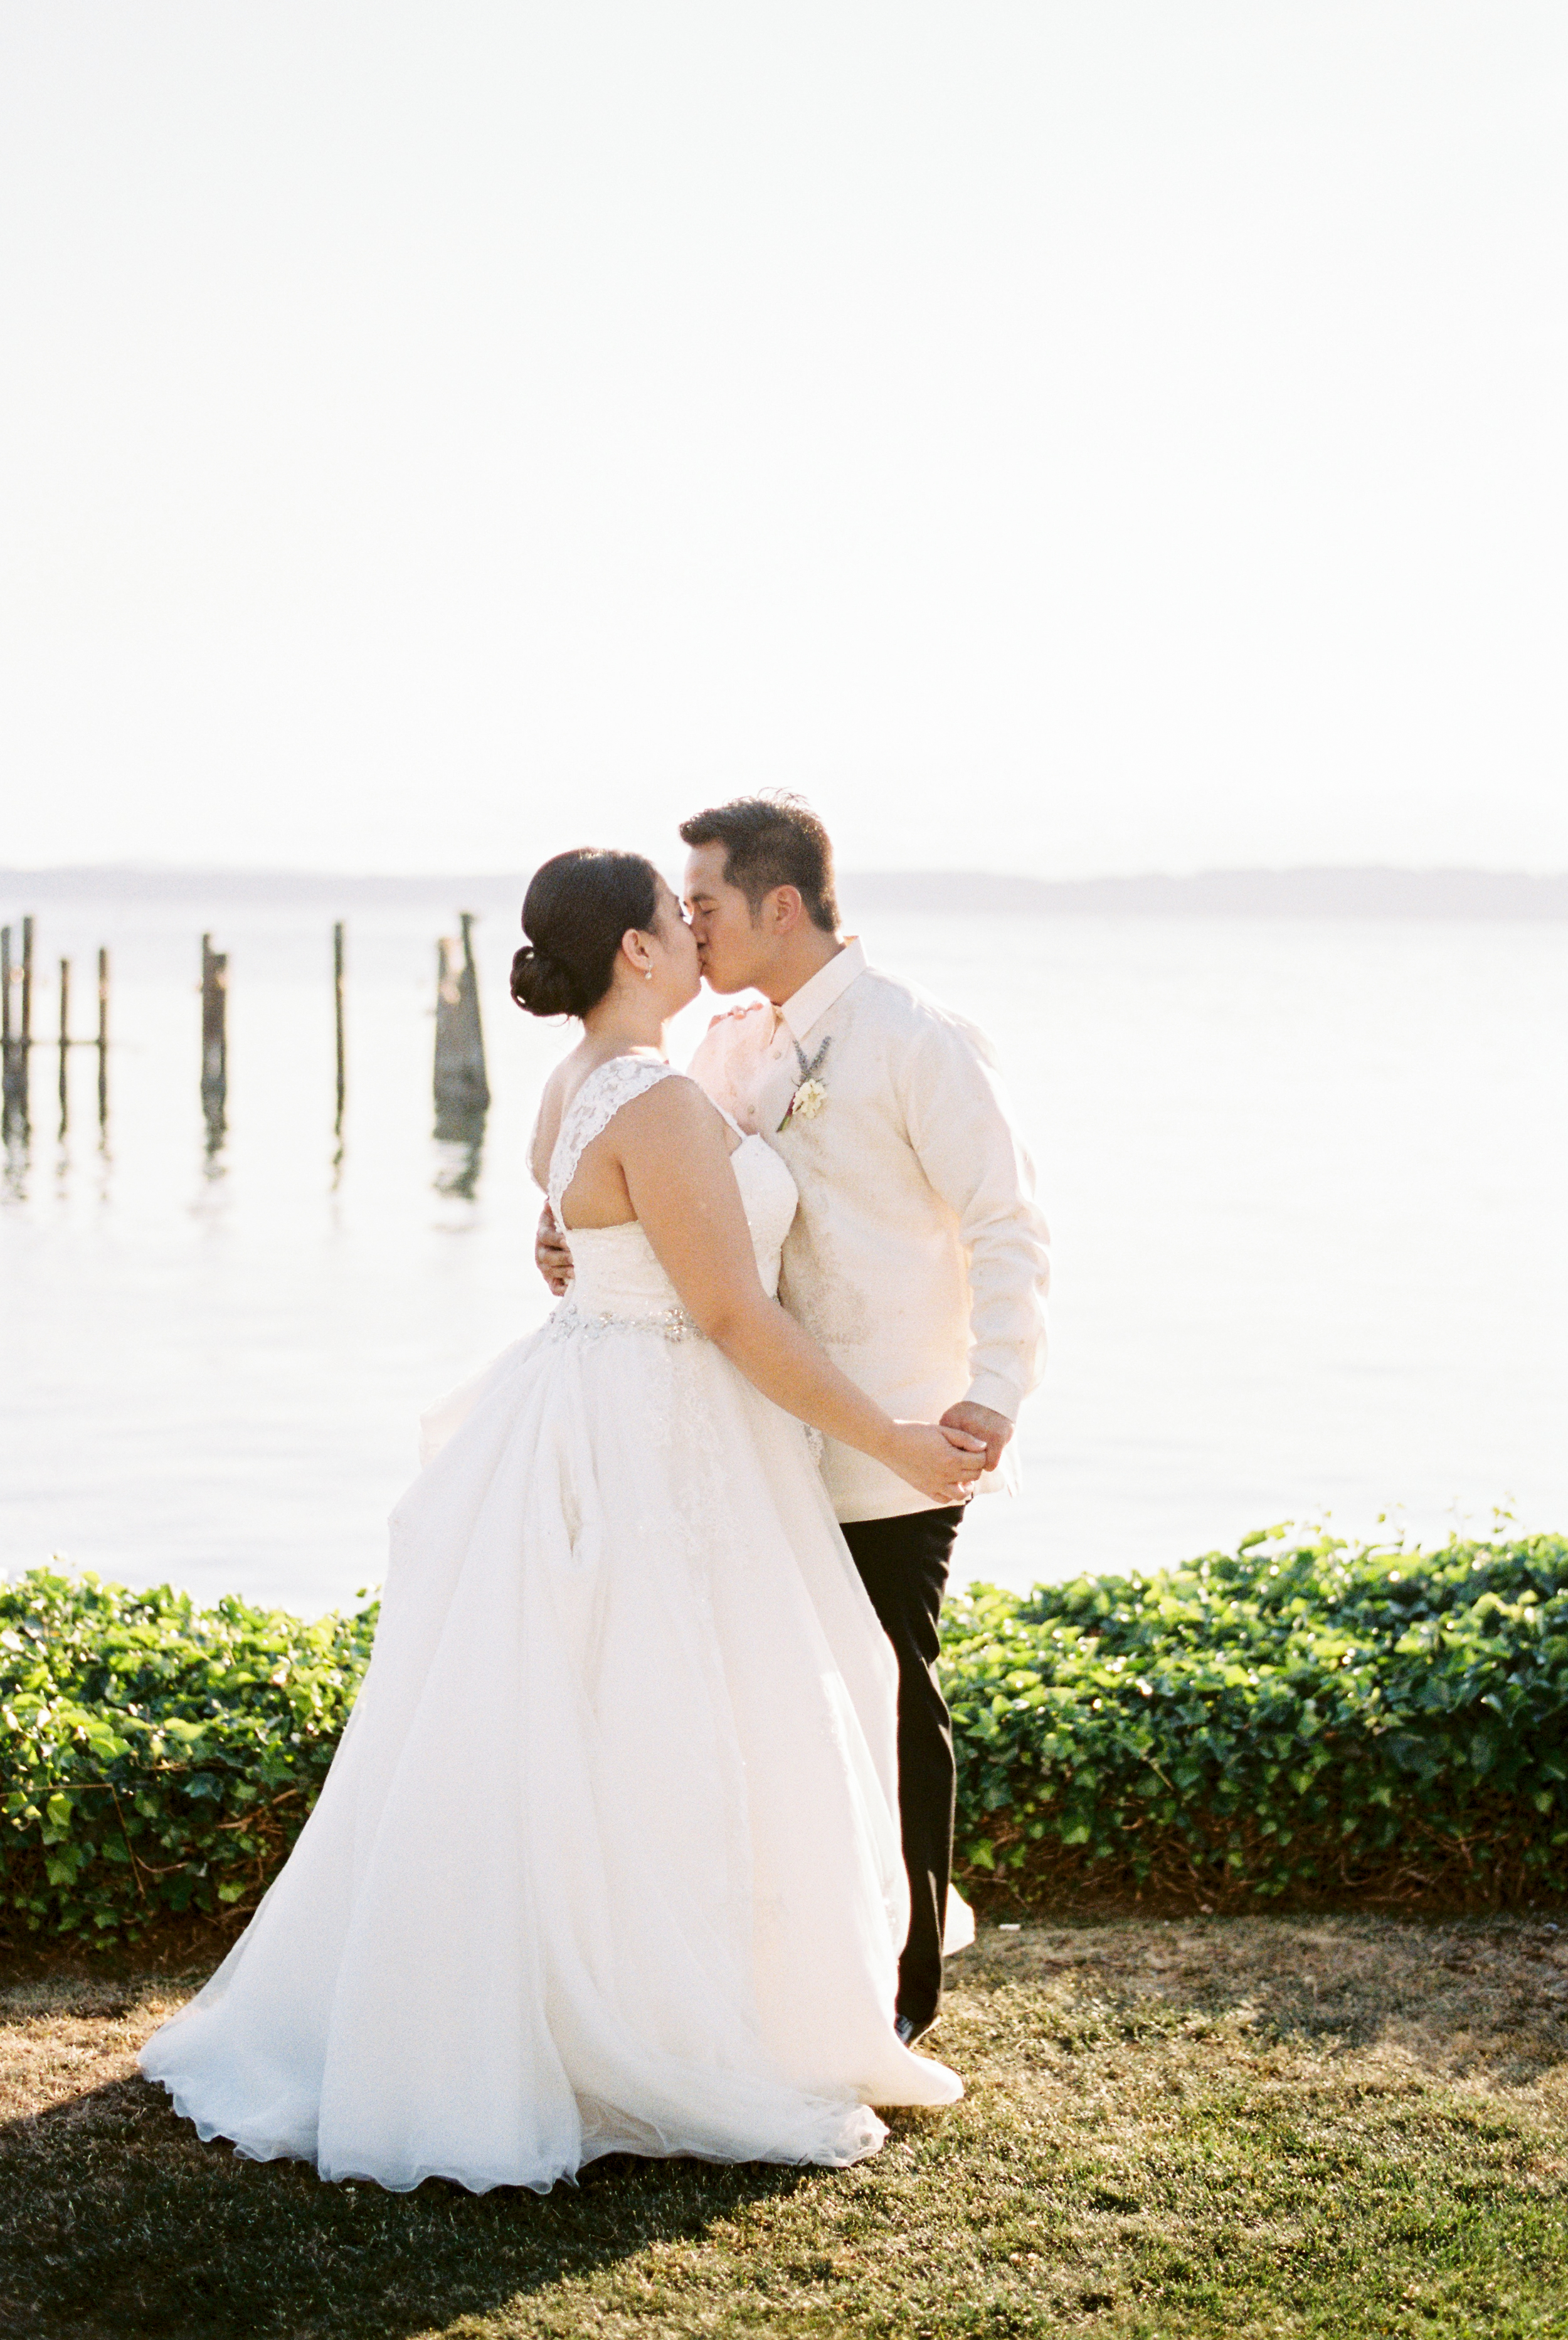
[3,864,1567,920]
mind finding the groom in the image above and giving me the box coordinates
[541,795,1049,2045]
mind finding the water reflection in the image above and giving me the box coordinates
[1,1043,25,1132]
[2,1035,28,1201]
[201,1092,228,1183]
[432,1097,486,1202]
[2,1121,26,1205]
[2,1029,116,1205]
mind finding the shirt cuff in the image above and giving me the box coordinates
[962,1371,1020,1422]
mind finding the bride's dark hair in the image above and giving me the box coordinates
[511,849,662,1019]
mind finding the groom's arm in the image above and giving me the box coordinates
[534,1204,573,1295]
[939,1397,1015,1474]
[896,1014,1051,1449]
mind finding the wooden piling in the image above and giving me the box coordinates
[332,921,346,1132]
[97,948,109,1125]
[459,910,489,1108]
[19,916,33,1062]
[58,958,70,1128]
[2,922,26,1128]
[433,911,490,1118]
[433,936,461,1126]
[200,933,228,1136]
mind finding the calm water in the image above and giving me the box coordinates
[3,886,1565,1616]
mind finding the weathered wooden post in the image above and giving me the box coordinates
[57,958,70,1131]
[1,926,14,1129]
[200,933,228,1144]
[432,913,489,1190]
[19,916,33,1068]
[97,948,109,1127]
[433,911,490,1119]
[332,921,346,1135]
[2,921,28,1132]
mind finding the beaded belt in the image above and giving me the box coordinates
[548,1301,702,1345]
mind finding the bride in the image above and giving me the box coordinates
[140,847,983,2194]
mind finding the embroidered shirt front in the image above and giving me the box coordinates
[688,940,1051,1523]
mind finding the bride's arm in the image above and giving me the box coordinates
[613,1081,983,1507]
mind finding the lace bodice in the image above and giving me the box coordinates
[546,1057,798,1326]
[548,1056,672,1222]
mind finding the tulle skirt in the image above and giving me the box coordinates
[140,1311,962,2191]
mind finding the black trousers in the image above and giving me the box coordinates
[839,1505,965,2033]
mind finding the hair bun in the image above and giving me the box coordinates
[511,847,662,1023]
[510,942,581,1020]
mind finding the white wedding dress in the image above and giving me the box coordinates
[140,1057,961,2192]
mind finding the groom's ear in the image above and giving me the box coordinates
[765,884,806,935]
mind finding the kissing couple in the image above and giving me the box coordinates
[142,795,1051,2193]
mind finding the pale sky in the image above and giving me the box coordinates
[1,3,1564,879]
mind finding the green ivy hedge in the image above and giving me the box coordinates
[946,1527,1568,1909]
[0,1571,376,1945]
[3,1527,1565,1944]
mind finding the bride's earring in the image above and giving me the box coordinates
[644,967,654,982]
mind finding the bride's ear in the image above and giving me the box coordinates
[621,928,656,982]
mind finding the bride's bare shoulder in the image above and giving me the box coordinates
[611,1069,736,1162]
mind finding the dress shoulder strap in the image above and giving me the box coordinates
[548,1057,682,1222]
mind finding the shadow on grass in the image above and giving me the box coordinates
[961,1909,1568,2073]
[0,2062,847,2340]
[5,1919,1567,2340]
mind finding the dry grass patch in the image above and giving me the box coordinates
[1,1917,1565,2337]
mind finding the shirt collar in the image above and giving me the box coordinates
[779,936,866,1047]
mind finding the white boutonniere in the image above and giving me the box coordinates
[778,1037,831,1131]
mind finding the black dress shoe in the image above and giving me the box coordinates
[895,2012,937,2048]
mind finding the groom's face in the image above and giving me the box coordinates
[684,845,771,995]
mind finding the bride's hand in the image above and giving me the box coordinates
[881,1421,987,1506]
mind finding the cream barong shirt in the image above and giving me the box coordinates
[687,938,1050,1525]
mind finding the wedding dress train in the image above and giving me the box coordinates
[140,1057,962,2192]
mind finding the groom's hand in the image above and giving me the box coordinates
[940,1401,1013,1474]
[535,1205,574,1296]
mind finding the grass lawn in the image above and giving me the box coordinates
[3,1915,1566,2339]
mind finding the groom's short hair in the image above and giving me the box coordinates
[679,795,840,933]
